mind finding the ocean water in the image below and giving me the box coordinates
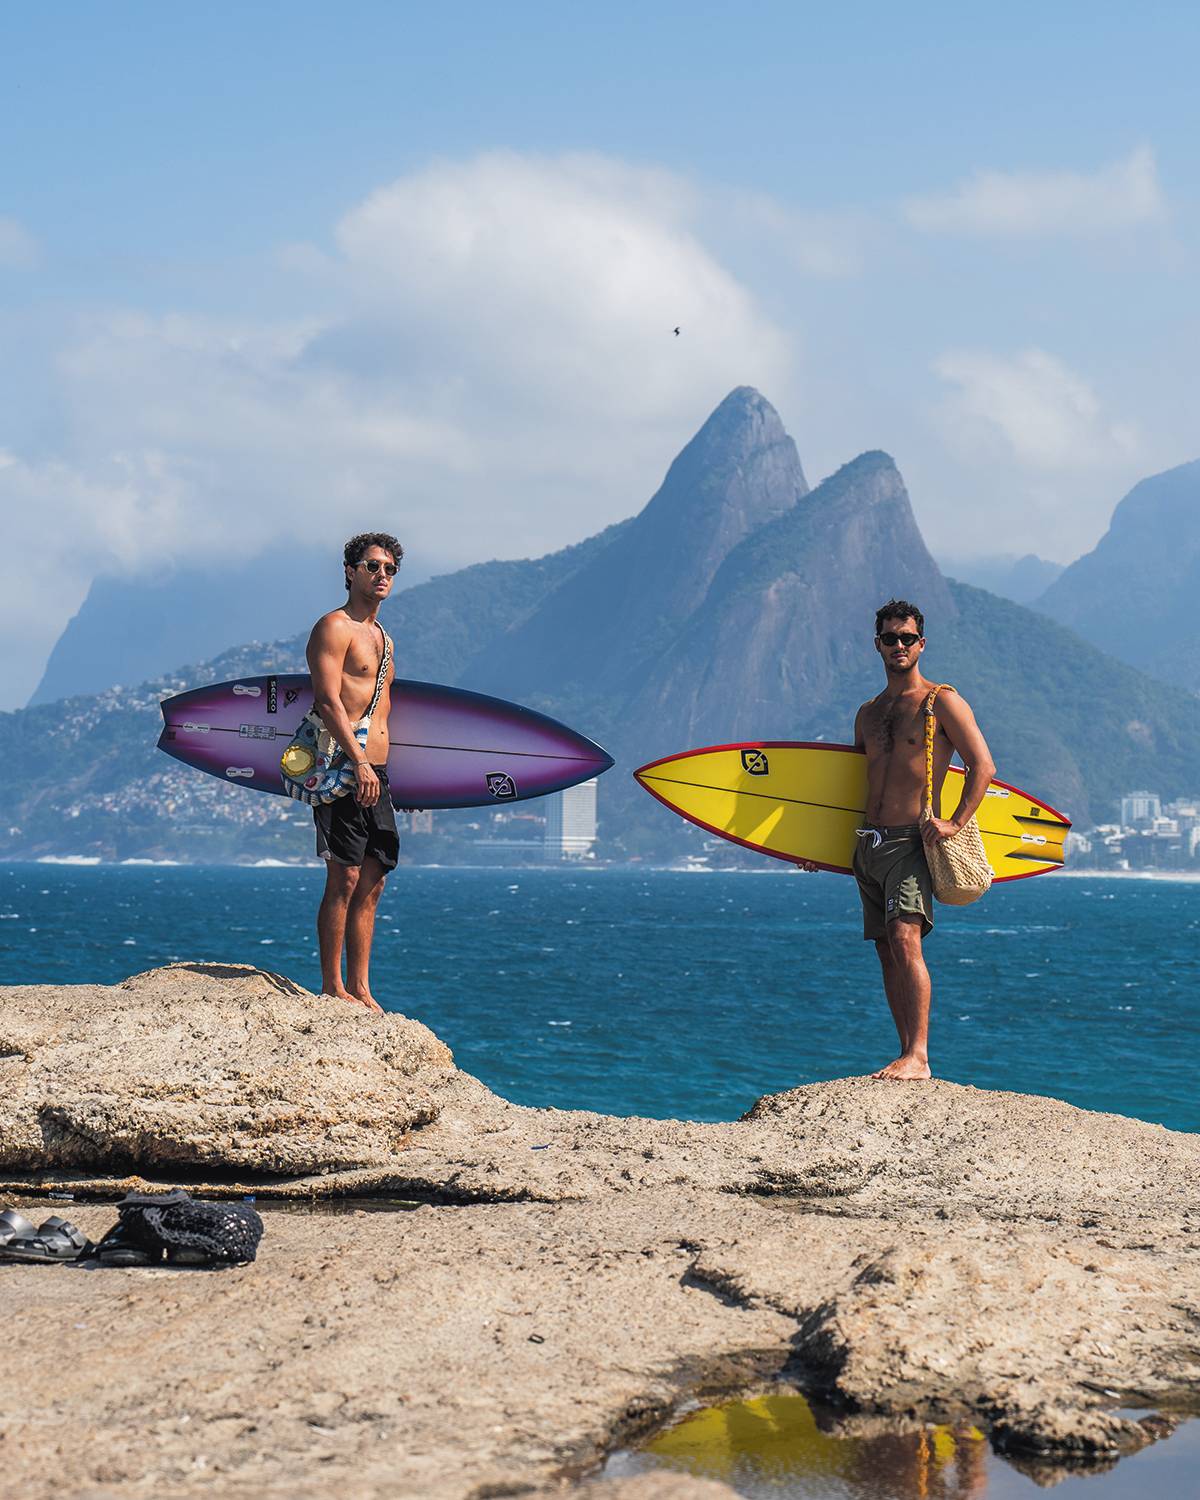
[1,863,1197,1132]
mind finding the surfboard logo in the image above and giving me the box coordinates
[486,772,517,800]
[225,766,255,779]
[284,688,299,707]
[267,678,277,715]
[232,684,261,697]
[740,749,770,776]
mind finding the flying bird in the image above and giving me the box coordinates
[673,326,680,336]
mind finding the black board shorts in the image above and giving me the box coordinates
[313,766,399,871]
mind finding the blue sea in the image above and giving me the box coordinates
[1,863,1196,1133]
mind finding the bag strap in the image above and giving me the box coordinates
[364,627,392,723]
[922,683,953,813]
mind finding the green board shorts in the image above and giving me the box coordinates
[852,824,934,942]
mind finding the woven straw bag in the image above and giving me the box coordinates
[921,684,993,906]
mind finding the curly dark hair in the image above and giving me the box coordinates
[875,598,924,637]
[343,532,404,590]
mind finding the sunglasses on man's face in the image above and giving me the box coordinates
[878,630,921,647]
[355,559,398,576]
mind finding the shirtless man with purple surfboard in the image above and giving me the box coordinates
[306,532,403,1013]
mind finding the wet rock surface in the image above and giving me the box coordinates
[1,965,1198,1499]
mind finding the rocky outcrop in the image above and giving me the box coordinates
[2,964,1198,1500]
[0,962,454,1175]
[6,963,1195,1217]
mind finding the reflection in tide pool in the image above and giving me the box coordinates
[609,1396,987,1499]
[604,1393,1198,1500]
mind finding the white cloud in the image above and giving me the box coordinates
[709,190,870,277]
[933,348,1139,472]
[0,216,38,269]
[331,151,788,421]
[0,153,792,705]
[904,147,1166,238]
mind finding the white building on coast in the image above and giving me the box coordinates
[543,779,599,860]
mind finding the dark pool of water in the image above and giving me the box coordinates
[603,1393,1199,1499]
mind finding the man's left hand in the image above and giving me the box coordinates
[921,815,958,847]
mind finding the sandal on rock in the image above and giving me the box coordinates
[92,1190,192,1266]
[93,1218,163,1267]
[0,1215,93,1263]
[0,1209,36,1248]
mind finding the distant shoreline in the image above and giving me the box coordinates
[7,857,1200,883]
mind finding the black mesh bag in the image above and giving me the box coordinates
[118,1192,264,1265]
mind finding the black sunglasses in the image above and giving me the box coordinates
[878,630,921,647]
[355,559,398,576]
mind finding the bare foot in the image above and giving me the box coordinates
[320,988,374,1012]
[348,987,385,1015]
[871,1053,932,1081]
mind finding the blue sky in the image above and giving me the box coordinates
[1,2,1197,704]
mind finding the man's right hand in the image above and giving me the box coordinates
[354,763,380,807]
[795,859,821,873]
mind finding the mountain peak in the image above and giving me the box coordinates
[705,449,951,618]
[461,390,809,701]
[663,387,795,487]
[836,449,898,478]
[1037,456,1200,691]
[1107,457,1200,541]
[708,384,781,425]
[614,450,955,761]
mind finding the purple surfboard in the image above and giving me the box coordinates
[157,674,613,808]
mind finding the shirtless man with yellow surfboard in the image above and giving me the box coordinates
[635,601,1068,1082]
[848,598,994,1081]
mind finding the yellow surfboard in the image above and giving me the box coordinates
[634,741,1069,880]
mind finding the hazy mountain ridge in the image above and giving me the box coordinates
[4,390,1199,861]
[1036,458,1200,693]
[938,552,1064,605]
[30,551,377,708]
[934,581,1200,821]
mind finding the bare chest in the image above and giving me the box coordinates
[863,698,926,760]
[344,643,383,683]
[342,625,388,693]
